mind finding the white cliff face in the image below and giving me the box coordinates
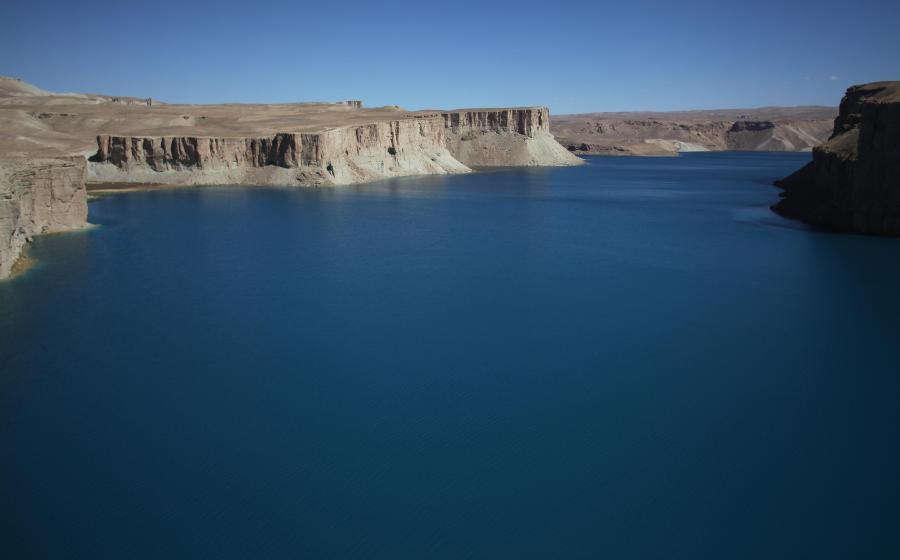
[0,157,88,279]
[87,108,582,186]
[442,108,583,167]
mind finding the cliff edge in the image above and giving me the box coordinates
[773,82,900,235]
[0,156,88,279]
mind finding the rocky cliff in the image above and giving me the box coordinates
[88,108,580,186]
[441,108,578,167]
[773,82,900,235]
[0,156,88,279]
[89,116,468,186]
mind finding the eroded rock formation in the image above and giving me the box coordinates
[0,156,88,279]
[773,82,900,235]
[88,108,580,186]
[441,108,577,167]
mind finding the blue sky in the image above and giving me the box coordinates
[2,0,898,114]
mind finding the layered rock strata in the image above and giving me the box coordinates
[88,108,581,186]
[773,82,900,235]
[0,156,88,279]
[441,108,578,167]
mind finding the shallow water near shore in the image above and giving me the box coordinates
[2,152,899,558]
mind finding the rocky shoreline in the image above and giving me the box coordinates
[773,82,900,235]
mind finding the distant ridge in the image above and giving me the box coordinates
[0,76,53,97]
[551,106,838,156]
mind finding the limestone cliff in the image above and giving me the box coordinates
[0,156,88,279]
[88,108,580,186]
[88,117,468,186]
[773,82,900,235]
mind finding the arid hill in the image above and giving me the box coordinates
[552,107,837,156]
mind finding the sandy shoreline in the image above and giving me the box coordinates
[86,182,178,197]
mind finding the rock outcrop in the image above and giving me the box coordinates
[773,82,900,235]
[0,156,88,279]
[551,107,836,156]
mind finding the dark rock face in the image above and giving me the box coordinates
[92,134,309,170]
[773,81,900,235]
[727,120,775,133]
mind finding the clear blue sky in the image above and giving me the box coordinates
[2,0,898,114]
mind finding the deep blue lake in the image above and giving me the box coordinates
[2,152,899,558]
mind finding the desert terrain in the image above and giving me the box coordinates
[552,107,837,156]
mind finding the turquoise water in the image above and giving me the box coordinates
[2,153,899,558]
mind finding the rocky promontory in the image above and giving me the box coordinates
[87,107,578,187]
[552,107,836,156]
[773,82,900,235]
[0,77,580,278]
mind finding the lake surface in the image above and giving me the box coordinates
[2,153,899,559]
